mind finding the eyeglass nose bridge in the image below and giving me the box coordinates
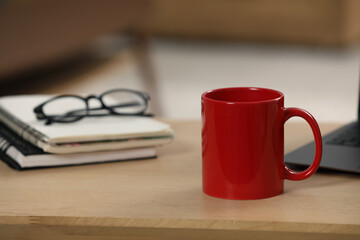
[85,94,107,109]
[85,95,98,101]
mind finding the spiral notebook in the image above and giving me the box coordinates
[0,95,173,154]
[0,122,156,170]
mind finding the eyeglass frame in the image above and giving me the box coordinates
[33,88,153,125]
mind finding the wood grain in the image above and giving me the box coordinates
[0,121,359,239]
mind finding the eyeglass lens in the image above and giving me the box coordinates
[102,91,147,114]
[43,96,87,122]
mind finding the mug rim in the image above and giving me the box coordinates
[202,87,284,104]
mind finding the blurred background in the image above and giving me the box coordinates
[1,0,360,122]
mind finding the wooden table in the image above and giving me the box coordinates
[0,121,359,240]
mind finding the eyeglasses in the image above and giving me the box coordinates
[33,89,153,125]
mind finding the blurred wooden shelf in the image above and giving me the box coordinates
[0,0,151,78]
[151,0,360,46]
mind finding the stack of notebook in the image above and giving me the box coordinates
[0,95,173,170]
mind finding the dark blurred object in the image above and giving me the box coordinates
[151,0,360,46]
[0,0,151,79]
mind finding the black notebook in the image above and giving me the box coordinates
[0,123,157,170]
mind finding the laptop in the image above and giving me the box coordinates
[285,82,360,174]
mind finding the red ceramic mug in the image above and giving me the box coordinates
[201,87,322,200]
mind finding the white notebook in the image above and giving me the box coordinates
[0,95,173,154]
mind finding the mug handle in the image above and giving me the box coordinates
[283,107,323,181]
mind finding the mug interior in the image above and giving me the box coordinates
[204,87,283,103]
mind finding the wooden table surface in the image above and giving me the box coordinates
[0,121,359,240]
